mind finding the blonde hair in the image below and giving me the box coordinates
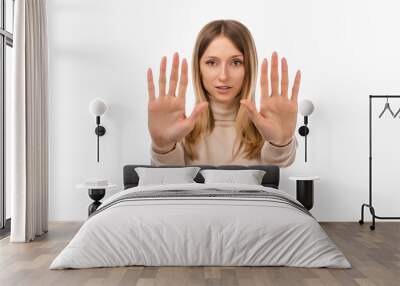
[183,19,264,161]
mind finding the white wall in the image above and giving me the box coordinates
[47,0,400,221]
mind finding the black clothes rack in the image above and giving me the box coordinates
[359,95,400,230]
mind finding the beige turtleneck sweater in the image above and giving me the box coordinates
[150,97,298,167]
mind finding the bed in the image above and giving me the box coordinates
[49,164,351,269]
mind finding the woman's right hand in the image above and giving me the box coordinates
[147,52,208,153]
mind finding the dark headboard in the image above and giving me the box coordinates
[123,165,280,190]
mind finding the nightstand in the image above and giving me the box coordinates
[76,183,117,216]
[288,176,320,210]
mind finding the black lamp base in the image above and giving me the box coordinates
[298,126,309,137]
[95,126,106,136]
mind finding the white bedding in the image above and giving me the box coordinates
[49,183,351,269]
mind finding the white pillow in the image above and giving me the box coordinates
[200,169,266,185]
[135,167,201,186]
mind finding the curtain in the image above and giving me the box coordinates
[9,0,49,242]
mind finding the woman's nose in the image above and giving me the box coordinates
[218,64,229,81]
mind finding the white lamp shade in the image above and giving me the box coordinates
[299,99,314,116]
[89,98,107,116]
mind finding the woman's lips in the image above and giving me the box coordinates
[215,86,232,94]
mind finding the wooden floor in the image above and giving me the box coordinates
[0,222,399,286]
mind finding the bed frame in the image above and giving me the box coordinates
[123,165,280,189]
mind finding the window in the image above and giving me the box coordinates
[0,0,14,236]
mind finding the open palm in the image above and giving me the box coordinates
[147,53,208,150]
[240,52,301,146]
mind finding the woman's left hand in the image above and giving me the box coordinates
[240,51,301,146]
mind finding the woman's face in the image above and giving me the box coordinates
[200,35,245,105]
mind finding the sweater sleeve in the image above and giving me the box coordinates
[260,135,298,167]
[150,142,186,166]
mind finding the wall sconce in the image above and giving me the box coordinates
[89,98,107,162]
[298,99,314,162]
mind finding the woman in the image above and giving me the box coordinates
[146,19,301,167]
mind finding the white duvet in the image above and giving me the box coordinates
[50,183,351,269]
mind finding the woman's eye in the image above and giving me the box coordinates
[205,60,242,66]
